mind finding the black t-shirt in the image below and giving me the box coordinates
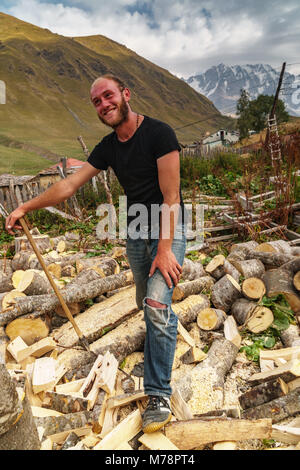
[88,115,185,231]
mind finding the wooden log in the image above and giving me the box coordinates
[0,259,13,276]
[33,412,95,437]
[231,298,257,325]
[0,270,134,326]
[43,391,89,414]
[174,336,239,404]
[52,286,137,349]
[197,307,227,331]
[0,364,40,450]
[0,272,13,293]
[280,325,300,348]
[181,258,206,281]
[242,277,266,300]
[210,274,241,312]
[16,270,52,296]
[230,240,259,253]
[223,259,240,282]
[60,295,210,380]
[248,360,300,386]
[11,250,86,272]
[262,268,300,313]
[55,301,82,319]
[231,259,265,279]
[293,271,300,291]
[172,276,214,301]
[255,240,292,255]
[15,234,51,255]
[246,306,274,333]
[75,257,119,277]
[47,263,62,279]
[245,250,295,269]
[205,255,225,280]
[238,378,288,410]
[1,290,26,311]
[271,426,300,445]
[5,318,49,345]
[242,387,300,423]
[164,418,272,450]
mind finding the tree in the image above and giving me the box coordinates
[236,89,252,140]
[236,90,289,140]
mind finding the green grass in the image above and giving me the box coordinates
[0,144,53,175]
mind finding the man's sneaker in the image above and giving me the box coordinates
[142,395,172,433]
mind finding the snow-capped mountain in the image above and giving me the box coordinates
[185,63,300,117]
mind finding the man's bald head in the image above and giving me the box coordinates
[90,74,126,93]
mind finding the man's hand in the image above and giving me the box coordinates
[5,207,26,235]
[149,248,182,289]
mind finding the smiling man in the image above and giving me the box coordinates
[6,74,187,433]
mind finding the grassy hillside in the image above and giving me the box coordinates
[0,12,232,176]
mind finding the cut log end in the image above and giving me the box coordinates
[242,278,266,300]
[247,306,274,333]
[197,308,226,331]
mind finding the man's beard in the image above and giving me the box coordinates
[98,96,129,129]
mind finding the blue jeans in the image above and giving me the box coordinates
[126,224,186,397]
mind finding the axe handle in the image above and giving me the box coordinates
[18,217,87,345]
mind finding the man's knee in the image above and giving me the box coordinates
[146,298,167,309]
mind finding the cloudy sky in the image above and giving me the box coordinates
[1,0,300,78]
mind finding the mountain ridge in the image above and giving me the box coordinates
[186,63,300,117]
[0,12,232,175]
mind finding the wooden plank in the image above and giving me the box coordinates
[177,321,195,347]
[7,336,28,362]
[170,386,194,421]
[260,347,300,363]
[55,378,86,394]
[288,377,300,392]
[47,427,92,444]
[106,390,146,409]
[32,357,56,394]
[31,406,64,418]
[165,418,272,450]
[94,409,142,450]
[138,431,179,450]
[17,337,56,362]
[97,350,118,395]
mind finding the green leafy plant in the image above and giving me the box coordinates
[240,294,295,362]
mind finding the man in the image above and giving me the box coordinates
[6,74,186,433]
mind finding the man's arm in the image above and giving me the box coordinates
[5,162,100,234]
[148,150,183,289]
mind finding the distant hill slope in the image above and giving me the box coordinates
[0,12,232,175]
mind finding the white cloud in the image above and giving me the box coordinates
[2,0,300,77]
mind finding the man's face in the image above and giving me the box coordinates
[90,78,130,129]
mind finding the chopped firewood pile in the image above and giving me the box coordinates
[1,231,300,451]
